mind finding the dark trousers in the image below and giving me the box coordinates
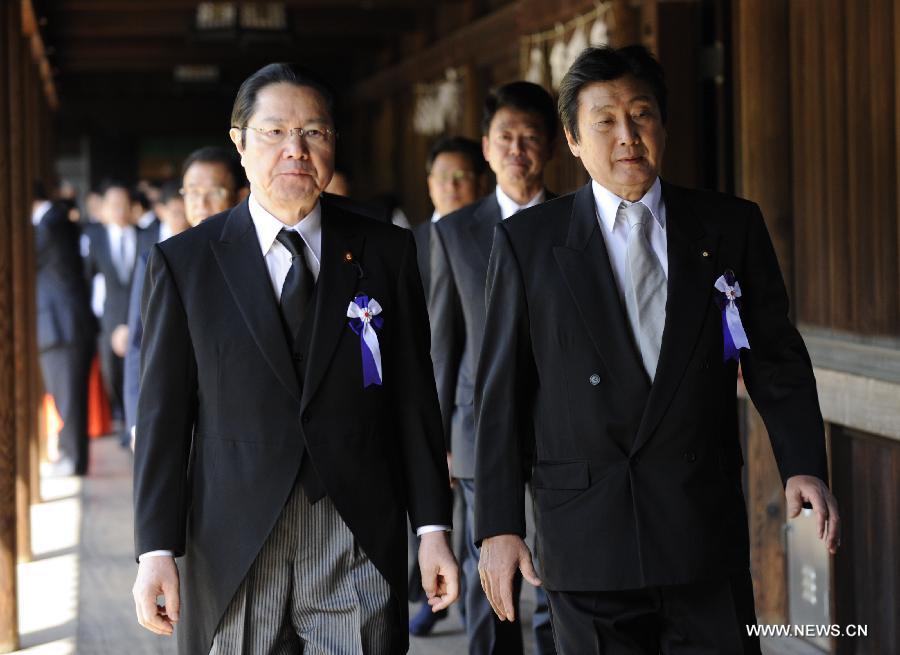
[40,340,93,473]
[98,331,124,430]
[458,479,553,655]
[546,569,762,655]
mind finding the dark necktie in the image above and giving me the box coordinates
[275,229,314,345]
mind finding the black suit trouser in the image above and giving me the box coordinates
[546,569,761,655]
[40,340,93,473]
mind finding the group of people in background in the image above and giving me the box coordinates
[33,145,246,476]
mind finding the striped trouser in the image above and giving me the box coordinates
[209,483,394,655]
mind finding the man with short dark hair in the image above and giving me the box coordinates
[408,135,484,637]
[33,180,96,476]
[412,136,484,295]
[131,63,458,654]
[82,180,155,444]
[475,46,840,655]
[430,81,557,655]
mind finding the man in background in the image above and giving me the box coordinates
[124,147,245,443]
[82,180,155,445]
[430,81,558,655]
[33,180,96,476]
[409,134,485,637]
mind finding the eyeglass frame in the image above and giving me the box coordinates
[235,124,338,146]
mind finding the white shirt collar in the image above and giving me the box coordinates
[431,210,442,223]
[495,185,546,220]
[591,177,665,232]
[248,193,322,264]
[138,210,157,229]
[32,201,52,226]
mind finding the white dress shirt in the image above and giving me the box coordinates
[158,221,175,243]
[31,200,52,226]
[496,185,546,220]
[430,210,442,223]
[248,193,322,294]
[107,223,137,284]
[140,195,445,562]
[592,177,668,301]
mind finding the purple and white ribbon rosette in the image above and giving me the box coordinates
[347,294,383,387]
[713,270,750,362]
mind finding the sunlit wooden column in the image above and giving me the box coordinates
[11,3,36,565]
[0,2,22,652]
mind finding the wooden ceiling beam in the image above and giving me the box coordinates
[50,0,422,11]
[48,8,417,39]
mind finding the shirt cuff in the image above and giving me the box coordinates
[416,525,451,536]
[139,550,174,561]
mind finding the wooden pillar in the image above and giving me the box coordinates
[12,24,34,564]
[733,0,794,626]
[732,0,793,292]
[0,2,22,652]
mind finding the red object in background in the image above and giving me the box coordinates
[87,354,111,438]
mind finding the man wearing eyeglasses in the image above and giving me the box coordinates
[123,147,245,446]
[131,63,458,654]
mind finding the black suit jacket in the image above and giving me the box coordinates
[474,182,827,592]
[430,191,554,478]
[133,197,451,654]
[82,223,155,334]
[35,203,95,351]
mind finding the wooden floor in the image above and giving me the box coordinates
[13,436,542,654]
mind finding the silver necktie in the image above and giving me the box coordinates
[620,201,666,379]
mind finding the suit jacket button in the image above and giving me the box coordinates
[683,450,696,463]
[293,352,304,362]
[589,373,601,386]
[302,414,310,424]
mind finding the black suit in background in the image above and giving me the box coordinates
[431,191,556,655]
[134,198,452,653]
[35,202,96,473]
[475,182,828,653]
[82,223,155,427]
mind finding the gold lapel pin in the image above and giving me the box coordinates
[344,251,354,262]
[701,250,709,258]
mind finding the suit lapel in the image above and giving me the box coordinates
[553,184,648,390]
[300,199,365,411]
[467,194,501,266]
[210,201,302,406]
[631,183,718,454]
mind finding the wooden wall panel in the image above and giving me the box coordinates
[832,427,900,655]
[790,0,900,337]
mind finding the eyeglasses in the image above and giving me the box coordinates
[237,124,337,146]
[430,170,476,184]
[180,186,230,202]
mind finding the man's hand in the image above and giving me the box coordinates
[132,556,180,636]
[786,475,841,555]
[478,534,541,622]
[111,324,129,357]
[419,530,459,612]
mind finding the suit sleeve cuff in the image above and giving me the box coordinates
[415,524,452,536]
[139,550,174,561]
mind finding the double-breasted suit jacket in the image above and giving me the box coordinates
[474,181,828,592]
[134,197,452,653]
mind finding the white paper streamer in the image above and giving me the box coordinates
[714,275,750,350]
